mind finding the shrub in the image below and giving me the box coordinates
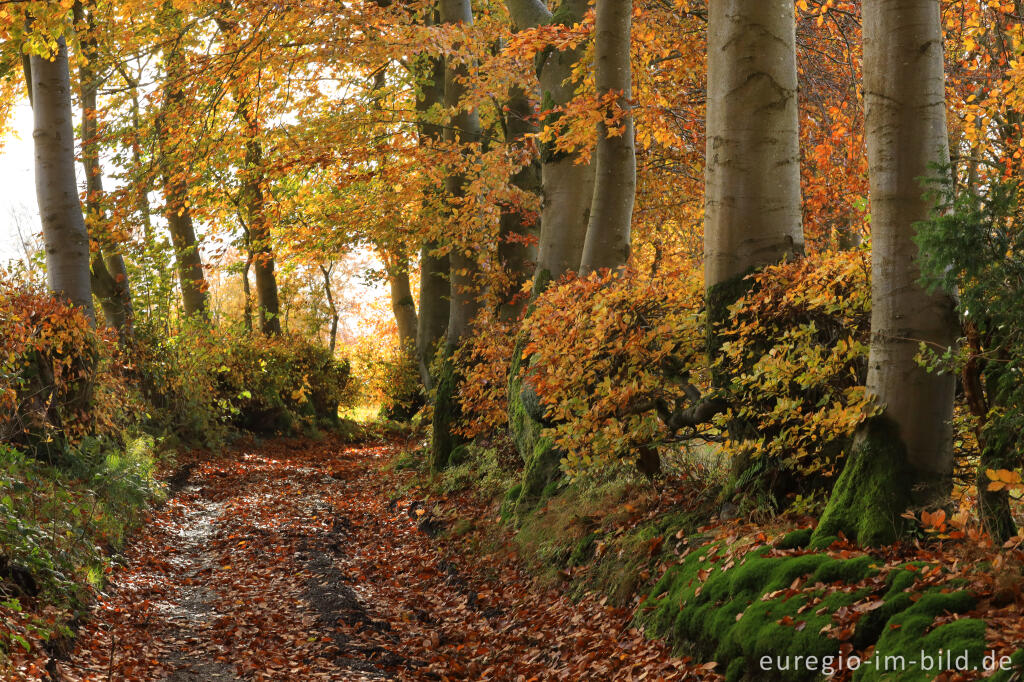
[454,310,516,439]
[351,338,423,422]
[518,267,707,477]
[136,324,351,442]
[0,276,138,459]
[512,252,877,509]
[714,250,877,501]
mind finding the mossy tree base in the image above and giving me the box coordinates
[507,332,565,518]
[430,350,464,473]
[812,416,948,548]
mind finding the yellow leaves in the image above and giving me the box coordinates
[985,468,1023,492]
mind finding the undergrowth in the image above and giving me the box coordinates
[0,436,165,673]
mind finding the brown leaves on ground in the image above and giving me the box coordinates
[39,436,716,681]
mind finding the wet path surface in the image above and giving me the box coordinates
[58,437,703,681]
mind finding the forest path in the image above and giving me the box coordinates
[57,436,706,681]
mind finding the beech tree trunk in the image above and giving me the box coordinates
[432,0,484,471]
[860,0,957,475]
[244,139,282,336]
[579,0,635,275]
[497,84,541,321]
[814,0,958,547]
[75,0,134,340]
[439,0,483,351]
[415,48,451,388]
[31,37,95,322]
[217,4,281,336]
[704,0,803,294]
[388,258,419,351]
[158,9,210,321]
[526,0,596,293]
[320,263,339,355]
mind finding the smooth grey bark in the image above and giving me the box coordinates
[703,0,803,289]
[31,36,95,322]
[414,51,451,388]
[579,0,635,275]
[157,7,210,321]
[861,0,957,473]
[388,257,419,351]
[497,26,542,319]
[509,0,596,292]
[439,0,483,350]
[506,0,550,29]
[432,0,484,472]
[75,0,134,339]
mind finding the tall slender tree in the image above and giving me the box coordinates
[507,0,595,293]
[156,4,210,320]
[31,34,95,321]
[216,2,281,335]
[814,0,958,547]
[704,1,803,309]
[414,18,451,389]
[74,0,134,340]
[431,0,484,471]
[579,0,635,275]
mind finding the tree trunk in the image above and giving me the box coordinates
[320,264,339,355]
[439,0,483,351]
[245,139,282,336]
[415,51,451,389]
[75,0,134,340]
[704,0,803,296]
[814,0,958,547]
[525,0,597,293]
[579,0,635,275]
[158,8,210,321]
[388,259,419,351]
[242,250,254,333]
[217,4,281,336]
[432,0,484,471]
[31,36,95,322]
[503,0,595,514]
[497,84,541,321]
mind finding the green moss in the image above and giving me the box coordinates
[499,484,522,522]
[569,532,598,567]
[808,534,840,551]
[507,334,565,519]
[991,650,1024,682]
[855,592,984,681]
[775,529,813,550]
[430,351,463,472]
[725,657,745,682]
[640,543,884,681]
[812,417,917,547]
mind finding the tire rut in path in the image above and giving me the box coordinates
[58,437,707,681]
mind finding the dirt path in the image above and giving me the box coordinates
[56,437,706,681]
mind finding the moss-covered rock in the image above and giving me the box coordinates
[639,541,996,682]
[640,543,878,680]
[855,591,983,681]
[499,483,523,522]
